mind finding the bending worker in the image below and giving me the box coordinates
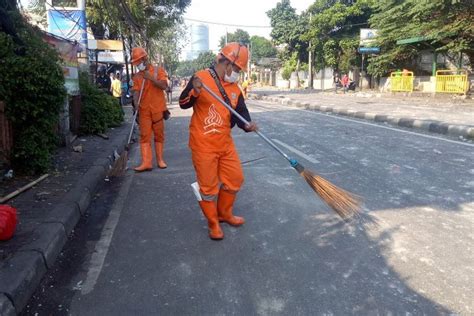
[131,47,168,171]
[179,42,258,240]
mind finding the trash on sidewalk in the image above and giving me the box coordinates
[4,169,14,179]
[0,204,17,241]
[97,133,109,140]
[72,144,84,152]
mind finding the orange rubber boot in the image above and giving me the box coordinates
[134,143,153,172]
[155,142,167,169]
[217,189,245,227]
[199,201,224,240]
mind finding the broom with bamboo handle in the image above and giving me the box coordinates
[109,78,146,176]
[201,83,361,219]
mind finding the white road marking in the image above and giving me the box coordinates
[250,100,474,148]
[81,172,134,295]
[272,139,319,164]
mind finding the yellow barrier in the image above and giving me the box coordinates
[390,71,414,92]
[435,70,469,94]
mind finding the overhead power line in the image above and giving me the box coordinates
[183,17,271,29]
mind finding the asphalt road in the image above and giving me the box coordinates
[22,100,473,315]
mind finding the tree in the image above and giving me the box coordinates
[193,51,217,71]
[156,23,188,76]
[303,0,373,72]
[1,0,66,172]
[368,0,474,76]
[30,0,191,59]
[219,29,250,48]
[267,0,309,86]
[249,35,277,63]
[176,51,216,78]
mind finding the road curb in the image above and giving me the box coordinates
[0,294,15,316]
[251,93,474,140]
[0,126,130,314]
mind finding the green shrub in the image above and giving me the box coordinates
[281,66,292,80]
[78,72,123,135]
[0,11,66,173]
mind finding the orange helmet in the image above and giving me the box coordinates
[131,47,147,65]
[220,42,248,71]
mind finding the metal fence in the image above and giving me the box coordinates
[390,71,414,92]
[435,69,469,94]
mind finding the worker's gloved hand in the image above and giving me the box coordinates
[245,122,258,132]
[193,77,203,94]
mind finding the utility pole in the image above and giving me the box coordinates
[308,13,313,89]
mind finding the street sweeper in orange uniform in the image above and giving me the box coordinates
[131,47,169,171]
[179,42,258,240]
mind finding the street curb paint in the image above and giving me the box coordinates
[251,93,473,140]
[0,124,131,314]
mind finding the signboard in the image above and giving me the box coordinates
[360,28,378,46]
[358,47,380,54]
[97,51,125,63]
[43,32,80,95]
[47,9,87,49]
[88,40,123,51]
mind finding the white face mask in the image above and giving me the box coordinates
[136,62,146,71]
[224,70,240,83]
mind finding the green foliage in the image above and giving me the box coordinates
[79,72,123,135]
[281,52,299,80]
[157,23,188,76]
[250,36,277,63]
[0,7,66,173]
[368,0,474,76]
[304,0,373,72]
[267,0,310,64]
[176,52,216,78]
[219,29,250,48]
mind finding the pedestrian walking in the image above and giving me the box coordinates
[179,42,258,240]
[131,46,169,171]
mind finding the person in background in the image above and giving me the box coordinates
[341,74,349,94]
[241,76,250,99]
[131,46,169,171]
[96,65,111,94]
[111,72,123,112]
[334,73,341,93]
[166,77,173,104]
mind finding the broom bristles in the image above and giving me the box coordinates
[108,150,128,177]
[301,169,361,219]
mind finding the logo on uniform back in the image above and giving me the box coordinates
[204,104,223,135]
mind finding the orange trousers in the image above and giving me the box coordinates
[139,107,164,143]
[191,143,244,200]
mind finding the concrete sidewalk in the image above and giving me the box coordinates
[249,89,474,140]
[0,112,132,315]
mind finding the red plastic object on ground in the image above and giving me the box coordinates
[0,205,17,240]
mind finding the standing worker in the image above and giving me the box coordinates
[131,47,169,171]
[111,72,123,112]
[179,42,258,240]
